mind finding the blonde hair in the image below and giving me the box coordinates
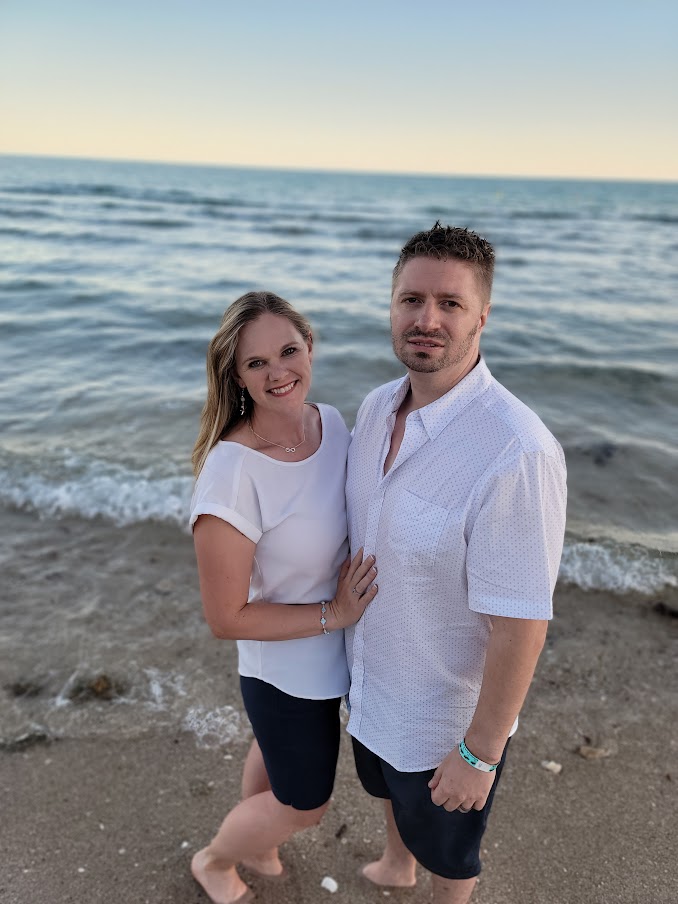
[192,291,313,476]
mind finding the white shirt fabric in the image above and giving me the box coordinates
[345,358,567,772]
[190,403,351,700]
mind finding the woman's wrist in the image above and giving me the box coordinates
[321,599,341,632]
[319,601,330,634]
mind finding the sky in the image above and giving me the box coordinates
[1,0,677,181]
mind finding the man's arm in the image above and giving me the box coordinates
[428,615,547,811]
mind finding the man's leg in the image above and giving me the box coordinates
[361,799,417,887]
[378,741,511,904]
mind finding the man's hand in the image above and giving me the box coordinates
[428,747,496,812]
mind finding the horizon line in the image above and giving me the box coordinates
[1,151,676,187]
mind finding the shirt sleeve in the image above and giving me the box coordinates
[188,448,263,543]
[466,448,567,618]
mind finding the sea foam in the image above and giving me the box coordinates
[559,541,677,595]
[2,459,676,595]
[0,459,192,529]
[182,705,246,749]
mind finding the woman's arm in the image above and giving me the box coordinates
[193,514,377,641]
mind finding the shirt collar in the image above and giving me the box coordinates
[389,357,493,440]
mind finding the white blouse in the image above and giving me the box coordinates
[190,403,351,699]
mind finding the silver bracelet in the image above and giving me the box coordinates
[320,601,329,634]
[458,738,499,773]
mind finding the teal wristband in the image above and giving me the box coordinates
[458,738,499,773]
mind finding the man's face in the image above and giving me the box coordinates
[390,256,490,377]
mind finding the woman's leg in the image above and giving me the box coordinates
[240,738,270,798]
[192,792,328,903]
[238,739,284,876]
[192,681,339,902]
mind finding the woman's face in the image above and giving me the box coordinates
[234,313,313,417]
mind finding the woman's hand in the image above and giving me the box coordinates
[326,548,378,630]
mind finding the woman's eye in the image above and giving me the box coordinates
[282,346,297,356]
[248,360,264,368]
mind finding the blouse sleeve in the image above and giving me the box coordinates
[189,446,262,543]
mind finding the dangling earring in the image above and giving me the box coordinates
[239,388,246,417]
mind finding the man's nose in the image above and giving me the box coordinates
[415,301,441,332]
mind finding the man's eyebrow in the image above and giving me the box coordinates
[396,288,465,299]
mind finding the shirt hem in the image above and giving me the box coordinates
[238,668,349,701]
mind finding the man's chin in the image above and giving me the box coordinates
[394,348,448,373]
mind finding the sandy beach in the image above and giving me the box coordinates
[1,509,677,904]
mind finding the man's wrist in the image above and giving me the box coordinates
[458,738,500,772]
[463,728,507,765]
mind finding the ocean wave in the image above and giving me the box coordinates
[116,217,191,229]
[3,181,260,211]
[253,223,317,236]
[509,210,578,221]
[0,205,53,219]
[631,213,678,225]
[352,226,411,241]
[2,456,676,594]
[496,360,669,389]
[0,278,53,291]
[0,459,193,528]
[0,226,140,245]
[559,540,677,594]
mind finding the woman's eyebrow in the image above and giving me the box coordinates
[241,342,297,364]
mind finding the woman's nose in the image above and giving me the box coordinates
[268,360,290,381]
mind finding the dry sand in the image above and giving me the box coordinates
[1,512,676,904]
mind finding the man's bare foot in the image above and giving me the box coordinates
[360,858,417,888]
[241,853,286,878]
[191,848,252,904]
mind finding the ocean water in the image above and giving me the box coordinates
[1,155,677,745]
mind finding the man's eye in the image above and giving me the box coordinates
[443,300,459,308]
[403,297,420,304]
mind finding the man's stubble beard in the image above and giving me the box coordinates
[391,323,479,374]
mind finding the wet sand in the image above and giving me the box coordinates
[1,512,676,903]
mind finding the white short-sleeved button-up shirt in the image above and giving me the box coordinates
[345,358,567,772]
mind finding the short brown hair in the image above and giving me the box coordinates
[392,222,495,303]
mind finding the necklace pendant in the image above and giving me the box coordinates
[286,446,296,453]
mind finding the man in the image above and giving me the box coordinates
[345,223,567,904]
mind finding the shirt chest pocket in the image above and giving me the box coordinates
[386,490,450,570]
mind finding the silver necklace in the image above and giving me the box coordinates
[248,421,306,453]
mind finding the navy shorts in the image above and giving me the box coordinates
[352,736,510,880]
[240,676,341,811]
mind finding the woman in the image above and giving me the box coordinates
[189,291,377,904]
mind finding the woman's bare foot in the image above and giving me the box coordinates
[360,857,417,888]
[241,852,286,878]
[191,848,252,903]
